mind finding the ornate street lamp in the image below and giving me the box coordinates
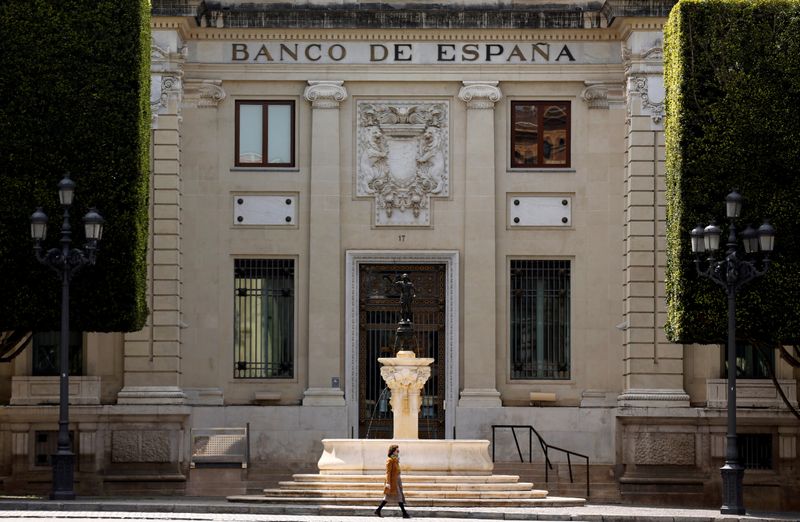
[689,190,775,515]
[30,174,104,500]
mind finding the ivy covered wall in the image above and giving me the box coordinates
[0,0,150,331]
[664,0,800,344]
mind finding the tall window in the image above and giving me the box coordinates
[234,259,294,378]
[510,260,571,379]
[511,101,570,168]
[235,101,295,167]
[723,342,774,379]
[32,331,83,376]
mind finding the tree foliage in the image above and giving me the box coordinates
[0,0,151,331]
[664,0,800,345]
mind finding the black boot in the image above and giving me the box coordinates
[374,500,386,517]
[400,502,411,519]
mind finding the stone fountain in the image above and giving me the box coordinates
[317,273,494,475]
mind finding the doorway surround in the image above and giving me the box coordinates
[345,250,459,439]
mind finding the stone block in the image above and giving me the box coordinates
[153,264,179,280]
[626,251,655,267]
[626,297,655,313]
[152,310,180,326]
[123,340,151,357]
[627,221,655,237]
[628,236,655,252]
[153,234,179,250]
[153,250,179,266]
[627,206,655,221]
[627,132,654,147]
[154,204,181,221]
[153,295,180,311]
[112,430,171,463]
[153,280,180,296]
[627,176,655,192]
[153,341,180,357]
[153,129,179,145]
[628,146,655,162]
[626,327,654,344]
[627,191,655,207]
[154,145,180,161]
[154,159,180,175]
[626,282,655,298]
[153,326,180,342]
[153,174,180,190]
[633,432,695,465]
[627,161,655,176]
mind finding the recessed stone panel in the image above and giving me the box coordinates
[634,432,695,466]
[233,195,297,226]
[509,195,572,227]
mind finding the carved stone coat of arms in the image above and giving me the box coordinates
[356,101,449,226]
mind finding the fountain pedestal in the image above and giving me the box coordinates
[378,350,434,439]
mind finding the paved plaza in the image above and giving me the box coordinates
[1,498,799,522]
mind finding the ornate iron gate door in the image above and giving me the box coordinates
[359,264,446,439]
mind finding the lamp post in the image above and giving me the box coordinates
[30,174,104,500]
[689,190,775,515]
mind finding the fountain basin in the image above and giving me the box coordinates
[317,438,493,475]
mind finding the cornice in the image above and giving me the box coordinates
[180,28,622,42]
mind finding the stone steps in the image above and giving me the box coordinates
[228,495,585,507]
[227,470,586,507]
[278,480,535,491]
[263,488,547,499]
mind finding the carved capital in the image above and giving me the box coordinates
[304,80,348,109]
[458,81,502,109]
[183,79,226,108]
[582,81,625,109]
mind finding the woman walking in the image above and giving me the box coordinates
[375,444,410,518]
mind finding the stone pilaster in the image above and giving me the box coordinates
[118,32,187,405]
[457,81,502,408]
[618,30,688,407]
[302,81,347,406]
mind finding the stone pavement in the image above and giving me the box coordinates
[0,498,799,522]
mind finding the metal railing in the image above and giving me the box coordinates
[491,424,589,498]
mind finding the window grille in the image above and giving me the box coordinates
[234,259,294,379]
[32,331,83,376]
[737,434,772,470]
[34,431,75,467]
[510,260,570,380]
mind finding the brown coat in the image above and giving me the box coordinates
[382,456,404,502]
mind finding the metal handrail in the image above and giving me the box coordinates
[491,424,589,498]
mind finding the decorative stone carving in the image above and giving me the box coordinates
[457,81,502,109]
[627,75,664,124]
[150,37,186,123]
[304,80,347,109]
[112,430,171,463]
[581,81,625,109]
[183,79,226,108]
[379,350,434,439]
[356,100,449,226]
[634,432,695,466]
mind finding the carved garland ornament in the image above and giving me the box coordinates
[357,101,449,226]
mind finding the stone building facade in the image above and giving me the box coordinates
[1,0,798,509]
